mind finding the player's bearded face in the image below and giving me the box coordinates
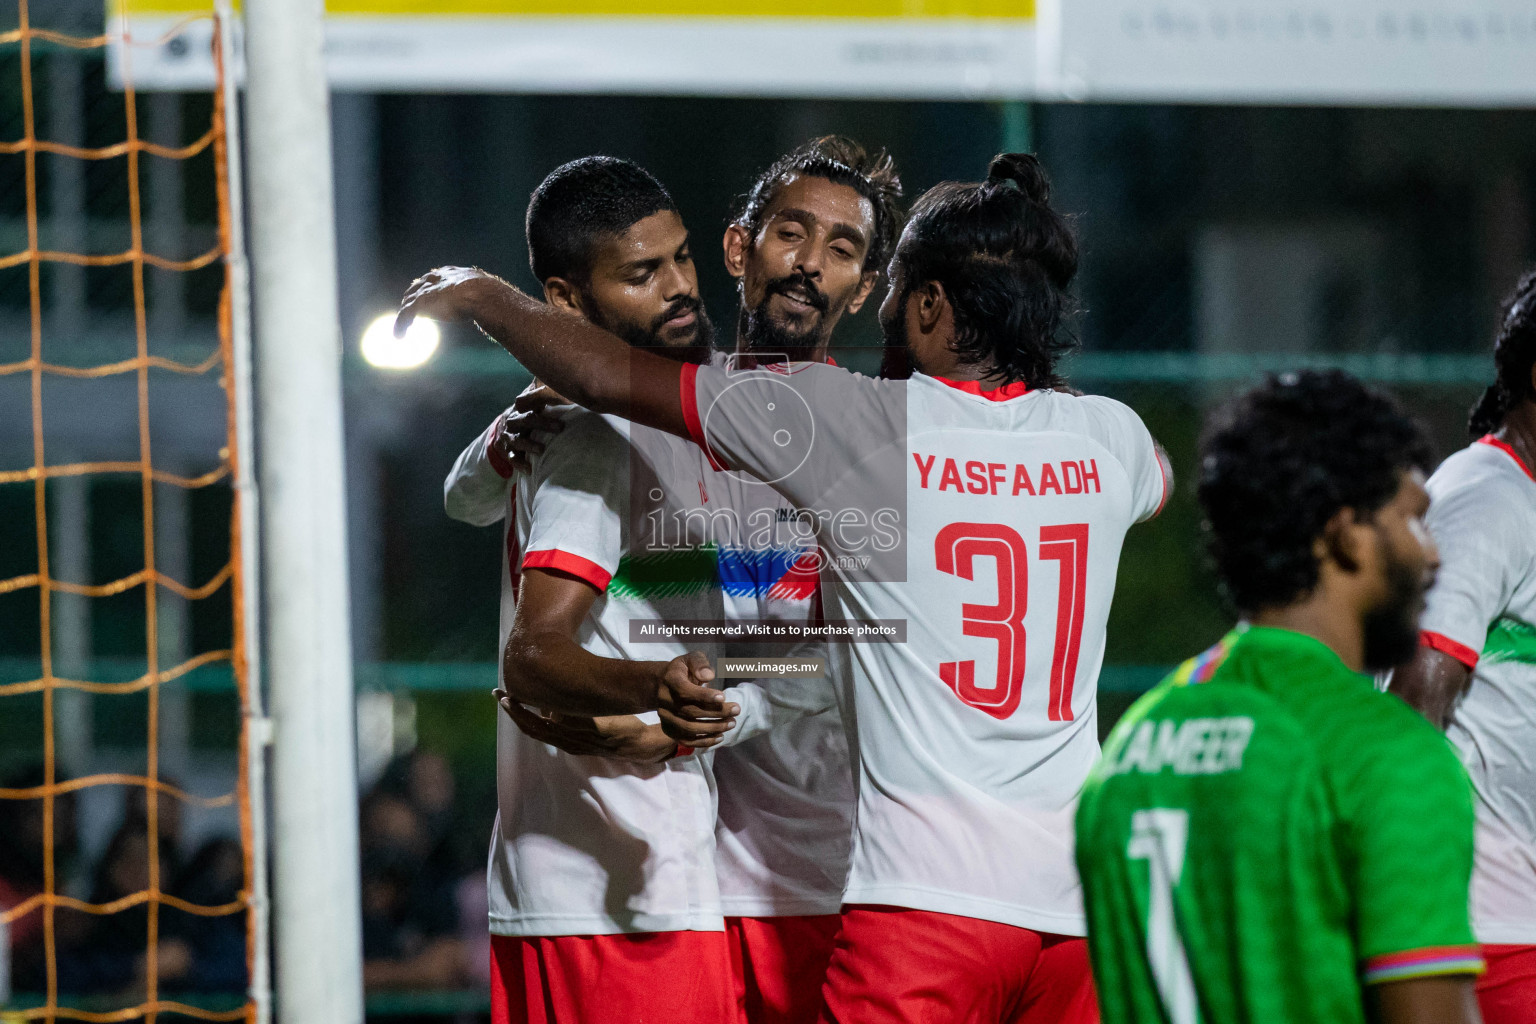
[740,270,830,353]
[732,176,876,358]
[1361,548,1427,672]
[1361,503,1435,672]
[587,292,716,351]
[575,209,714,353]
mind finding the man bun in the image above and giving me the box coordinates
[891,154,1077,388]
[985,152,1051,203]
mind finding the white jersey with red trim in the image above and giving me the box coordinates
[710,469,851,918]
[1419,436,1536,944]
[682,361,1167,933]
[447,407,729,937]
[697,351,852,920]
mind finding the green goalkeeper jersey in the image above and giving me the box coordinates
[1076,626,1483,1024]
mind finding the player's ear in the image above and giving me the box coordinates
[723,223,750,280]
[846,270,880,315]
[918,280,947,334]
[1319,506,1369,575]
[543,277,584,317]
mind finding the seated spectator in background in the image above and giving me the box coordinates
[0,762,80,995]
[359,782,469,991]
[372,749,491,988]
[55,818,183,995]
[378,750,457,844]
[167,837,250,993]
[123,780,186,879]
[50,784,248,997]
[374,751,462,895]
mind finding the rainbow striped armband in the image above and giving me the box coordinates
[1361,945,1485,984]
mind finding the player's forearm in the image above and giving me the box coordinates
[1389,647,1474,730]
[717,683,778,746]
[501,627,665,717]
[714,681,814,746]
[1367,975,1481,1024]
[460,280,623,413]
[401,269,689,437]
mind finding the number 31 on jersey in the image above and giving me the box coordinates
[934,522,1089,722]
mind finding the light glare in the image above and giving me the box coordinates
[362,313,440,370]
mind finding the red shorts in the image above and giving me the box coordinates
[818,905,1098,1024]
[490,930,739,1024]
[1477,944,1536,1024]
[727,914,842,1024]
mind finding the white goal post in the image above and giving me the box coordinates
[239,0,366,1021]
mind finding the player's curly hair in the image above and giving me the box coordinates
[890,153,1078,389]
[526,156,676,284]
[1198,370,1432,615]
[733,135,904,273]
[1468,268,1536,438]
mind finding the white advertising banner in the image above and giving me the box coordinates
[109,0,1536,102]
[107,0,1038,98]
[1051,2,1536,104]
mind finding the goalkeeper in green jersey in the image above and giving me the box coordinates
[1077,370,1484,1024]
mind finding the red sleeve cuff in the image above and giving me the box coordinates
[671,744,696,760]
[1420,631,1479,670]
[485,412,516,479]
[679,362,726,472]
[521,549,613,592]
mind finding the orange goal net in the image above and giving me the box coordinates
[0,2,262,1022]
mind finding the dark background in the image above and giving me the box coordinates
[2,1,1533,1011]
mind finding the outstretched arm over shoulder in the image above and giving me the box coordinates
[397,268,688,438]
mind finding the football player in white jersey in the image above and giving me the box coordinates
[700,138,904,1024]
[1391,269,1536,1024]
[401,152,1171,1023]
[473,137,907,1024]
[441,156,744,1024]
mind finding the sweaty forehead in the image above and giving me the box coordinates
[590,209,688,273]
[761,175,875,237]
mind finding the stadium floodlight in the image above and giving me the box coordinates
[361,311,440,369]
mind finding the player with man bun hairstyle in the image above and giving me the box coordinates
[1392,269,1536,1024]
[884,153,1076,389]
[400,151,1172,1022]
